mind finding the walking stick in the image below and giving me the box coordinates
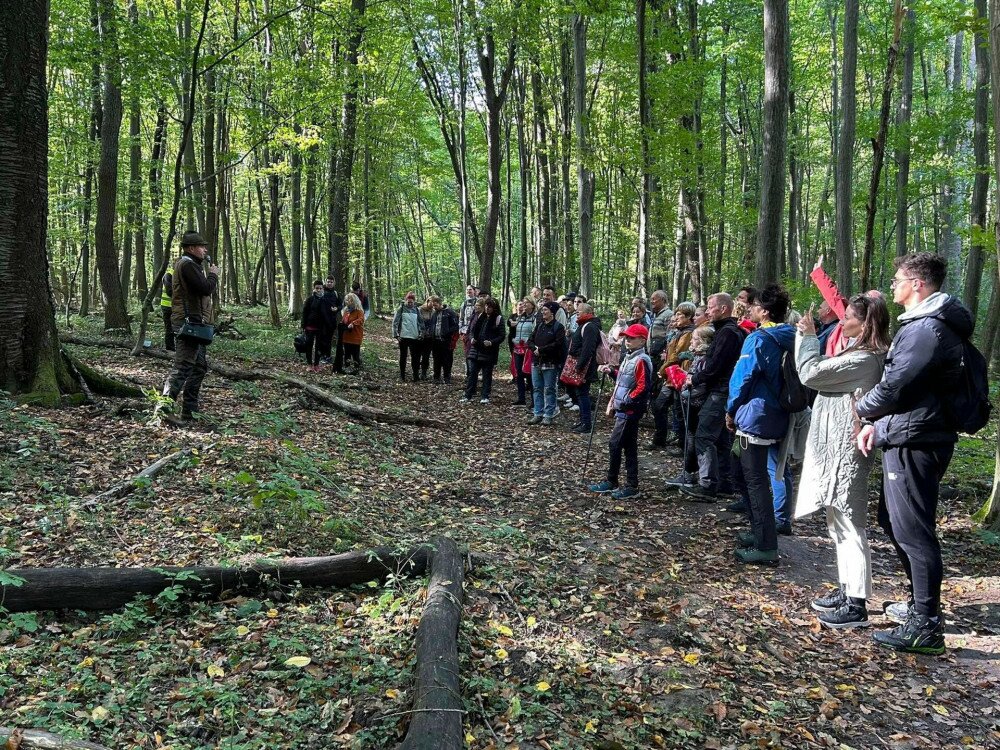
[582,372,608,478]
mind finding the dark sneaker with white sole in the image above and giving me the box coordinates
[873,613,945,655]
[883,600,913,625]
[818,603,871,629]
[588,480,616,494]
[680,484,717,502]
[611,486,639,500]
[665,472,695,489]
[811,587,847,613]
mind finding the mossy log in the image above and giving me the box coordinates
[1,545,431,613]
[0,727,111,750]
[399,536,466,750]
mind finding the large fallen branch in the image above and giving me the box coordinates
[0,727,111,750]
[1,545,431,613]
[58,335,446,428]
[399,536,466,750]
[83,446,203,506]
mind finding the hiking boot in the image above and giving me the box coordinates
[541,417,553,426]
[552,406,561,418]
[680,484,717,503]
[571,423,591,434]
[611,486,639,500]
[819,603,871,629]
[724,500,748,514]
[664,472,695,489]
[528,414,543,425]
[811,586,847,613]
[873,613,945,655]
[736,531,756,548]
[883,600,913,625]
[775,522,793,536]
[569,404,580,412]
[717,483,737,497]
[667,446,684,457]
[733,547,779,566]
[589,480,616,494]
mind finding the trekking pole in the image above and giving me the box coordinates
[582,372,608,478]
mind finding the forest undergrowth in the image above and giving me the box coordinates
[1,311,999,750]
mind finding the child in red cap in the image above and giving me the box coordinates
[589,324,653,500]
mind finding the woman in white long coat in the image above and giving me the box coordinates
[794,293,891,629]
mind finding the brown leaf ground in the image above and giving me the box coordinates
[2,312,998,749]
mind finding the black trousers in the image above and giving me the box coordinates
[608,416,641,488]
[465,358,495,399]
[741,440,777,551]
[162,307,175,351]
[399,339,421,379]
[432,341,454,381]
[318,327,335,359]
[694,391,729,491]
[341,343,362,368]
[880,445,954,617]
[304,330,321,365]
[163,335,208,416]
[417,339,433,377]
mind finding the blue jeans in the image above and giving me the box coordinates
[532,366,558,418]
[768,445,794,525]
[577,381,593,428]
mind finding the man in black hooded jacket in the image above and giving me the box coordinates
[857,253,970,655]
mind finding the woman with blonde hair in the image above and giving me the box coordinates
[336,292,366,373]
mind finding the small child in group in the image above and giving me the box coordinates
[665,324,715,488]
[588,324,653,500]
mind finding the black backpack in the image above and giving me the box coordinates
[762,330,811,413]
[948,339,992,434]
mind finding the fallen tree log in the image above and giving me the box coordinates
[83,446,203,505]
[1,545,431,613]
[0,727,111,750]
[399,536,466,750]
[58,335,446,428]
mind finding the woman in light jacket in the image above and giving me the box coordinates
[794,293,891,630]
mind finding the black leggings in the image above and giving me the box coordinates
[399,339,421,379]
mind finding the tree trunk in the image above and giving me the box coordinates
[2,546,432,613]
[860,0,904,291]
[473,15,517,292]
[289,140,303,318]
[515,68,530,296]
[559,27,574,286]
[895,8,916,258]
[941,31,966,290]
[754,0,789,288]
[328,0,366,294]
[834,0,858,296]
[0,0,80,405]
[636,0,651,297]
[966,0,991,318]
[531,59,553,287]
[573,14,595,299]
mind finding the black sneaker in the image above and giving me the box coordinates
[665,472,695,489]
[667,446,684,457]
[717,484,737,497]
[724,500,748,513]
[680,485,717,503]
[873,613,945,655]
[571,423,592,434]
[883,600,913,625]
[775,522,793,536]
[819,603,871,629]
[811,587,847,613]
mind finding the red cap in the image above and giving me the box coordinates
[405,292,416,300]
[622,323,649,339]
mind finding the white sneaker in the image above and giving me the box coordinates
[480,398,490,404]
[553,406,561,417]
[569,404,580,412]
[459,397,470,403]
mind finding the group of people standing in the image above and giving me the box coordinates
[301,278,368,374]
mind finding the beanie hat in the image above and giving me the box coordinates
[180,230,207,247]
[542,301,560,315]
[622,323,649,339]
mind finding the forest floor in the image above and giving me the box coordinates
[2,311,1000,750]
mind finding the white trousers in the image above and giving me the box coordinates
[825,504,872,600]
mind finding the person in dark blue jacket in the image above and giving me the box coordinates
[726,283,796,566]
[856,253,969,655]
[565,303,602,433]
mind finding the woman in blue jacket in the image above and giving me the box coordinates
[726,283,796,566]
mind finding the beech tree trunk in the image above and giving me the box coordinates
[573,14,595,299]
[754,0,788,288]
[328,0,367,294]
[531,59,553,287]
[895,8,915,258]
[834,0,858,296]
[636,0,651,297]
[965,0,991,318]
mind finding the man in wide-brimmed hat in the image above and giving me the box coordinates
[162,231,219,420]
